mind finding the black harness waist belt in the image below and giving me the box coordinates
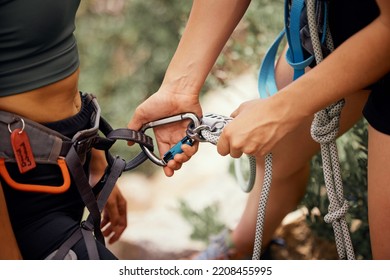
[0,92,154,259]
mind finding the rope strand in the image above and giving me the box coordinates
[307,0,355,259]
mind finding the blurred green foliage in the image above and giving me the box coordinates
[178,200,225,243]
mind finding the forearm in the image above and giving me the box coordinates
[161,0,251,95]
[280,4,390,118]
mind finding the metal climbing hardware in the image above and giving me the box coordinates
[162,135,193,164]
[140,112,257,193]
[187,113,257,193]
[187,113,233,144]
[140,112,201,166]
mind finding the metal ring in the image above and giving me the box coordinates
[8,118,25,134]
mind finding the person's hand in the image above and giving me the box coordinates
[128,88,202,176]
[101,184,127,244]
[217,94,302,158]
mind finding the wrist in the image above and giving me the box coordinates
[160,71,203,97]
[276,86,314,120]
[270,89,310,134]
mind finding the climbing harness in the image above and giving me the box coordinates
[251,0,355,260]
[0,92,154,260]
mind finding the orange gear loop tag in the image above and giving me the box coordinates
[8,118,37,174]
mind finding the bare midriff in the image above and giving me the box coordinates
[0,68,81,123]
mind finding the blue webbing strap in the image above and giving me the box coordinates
[258,0,326,98]
[257,29,286,98]
[285,0,311,80]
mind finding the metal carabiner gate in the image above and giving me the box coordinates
[140,113,201,166]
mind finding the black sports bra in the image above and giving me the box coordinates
[0,0,81,97]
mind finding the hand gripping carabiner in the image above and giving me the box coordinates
[140,113,201,166]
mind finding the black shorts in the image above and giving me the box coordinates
[363,74,390,135]
[1,93,117,259]
[329,0,390,135]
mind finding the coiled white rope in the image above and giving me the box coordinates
[306,0,355,259]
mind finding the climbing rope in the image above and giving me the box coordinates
[306,0,355,259]
[198,114,257,193]
[199,126,272,260]
[251,153,273,260]
[250,0,355,260]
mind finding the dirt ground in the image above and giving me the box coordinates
[269,217,339,260]
[111,216,339,260]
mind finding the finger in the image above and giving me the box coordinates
[101,212,109,229]
[127,109,146,146]
[181,142,198,157]
[217,123,243,158]
[166,159,182,171]
[173,153,190,163]
[102,224,113,238]
[229,148,243,159]
[115,191,127,228]
[230,108,239,118]
[108,230,122,244]
[108,219,127,244]
[163,166,174,177]
[106,204,120,227]
[216,132,230,156]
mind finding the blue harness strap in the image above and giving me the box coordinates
[257,29,286,98]
[258,0,328,99]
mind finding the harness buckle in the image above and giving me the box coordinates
[140,113,201,166]
[73,135,97,165]
[80,220,94,231]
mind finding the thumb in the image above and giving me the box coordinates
[127,109,146,146]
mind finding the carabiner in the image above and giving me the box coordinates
[187,113,232,143]
[140,113,201,166]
